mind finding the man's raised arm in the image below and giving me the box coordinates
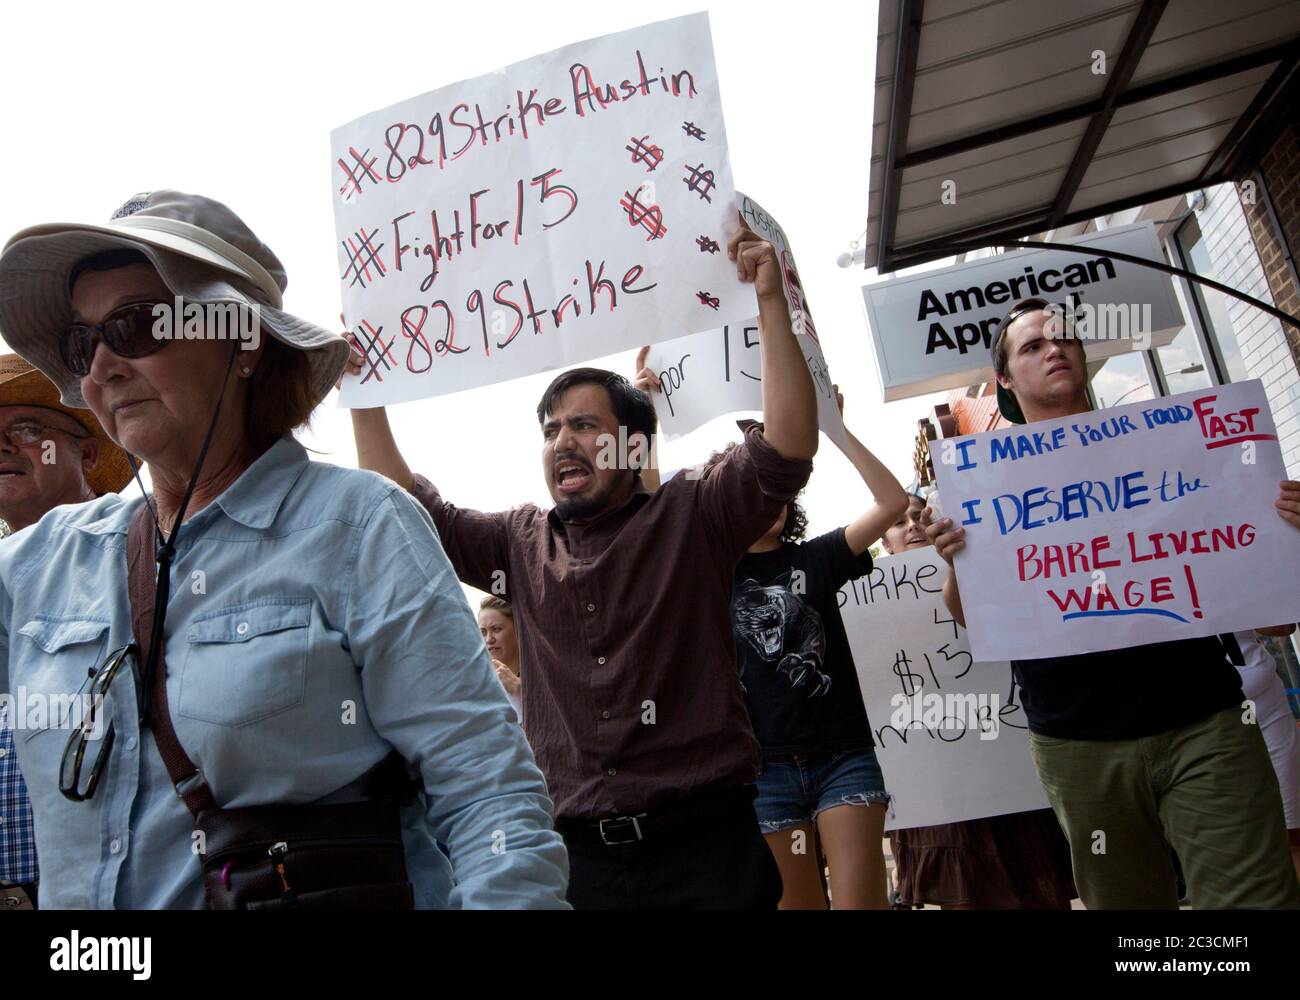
[352,407,414,492]
[346,372,510,595]
[726,224,818,462]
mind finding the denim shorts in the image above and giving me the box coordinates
[754,748,889,833]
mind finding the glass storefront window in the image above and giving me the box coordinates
[1174,205,1251,384]
[1090,350,1153,409]
[1158,274,1215,395]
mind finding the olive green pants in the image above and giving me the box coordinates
[1029,706,1300,909]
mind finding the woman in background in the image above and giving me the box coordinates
[480,596,523,723]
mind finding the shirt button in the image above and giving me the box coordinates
[601,710,611,719]
[236,622,250,636]
[597,656,606,665]
[0,748,7,758]
[109,838,122,854]
[606,767,617,776]
[586,603,595,612]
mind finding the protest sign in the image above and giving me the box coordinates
[643,328,848,451]
[932,379,1300,661]
[331,13,750,406]
[862,223,1183,401]
[840,547,1049,830]
[643,193,849,451]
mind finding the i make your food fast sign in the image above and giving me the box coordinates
[861,222,1183,402]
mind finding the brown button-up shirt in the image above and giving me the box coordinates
[409,421,812,820]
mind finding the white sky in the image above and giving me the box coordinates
[0,1,958,586]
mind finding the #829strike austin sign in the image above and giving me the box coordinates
[331,12,753,406]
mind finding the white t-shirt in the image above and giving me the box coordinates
[505,687,523,725]
[1233,630,1299,829]
[1234,629,1276,675]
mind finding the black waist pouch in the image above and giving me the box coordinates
[198,799,414,910]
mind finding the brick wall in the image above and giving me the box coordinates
[1200,170,1300,476]
[1251,123,1300,324]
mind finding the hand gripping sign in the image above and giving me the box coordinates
[643,192,849,451]
[331,13,751,406]
[932,380,1300,661]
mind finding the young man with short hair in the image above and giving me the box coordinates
[925,298,1300,909]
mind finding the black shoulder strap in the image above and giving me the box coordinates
[127,503,219,817]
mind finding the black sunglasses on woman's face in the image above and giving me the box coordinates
[59,300,172,377]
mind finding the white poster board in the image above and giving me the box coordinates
[841,547,1049,829]
[331,13,751,405]
[931,380,1300,661]
[644,329,847,452]
[862,223,1184,401]
[643,193,848,451]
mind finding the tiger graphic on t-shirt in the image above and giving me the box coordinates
[732,575,831,698]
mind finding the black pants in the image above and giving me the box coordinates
[561,794,782,910]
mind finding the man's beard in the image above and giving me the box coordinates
[554,475,620,521]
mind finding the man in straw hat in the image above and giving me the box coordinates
[0,354,131,533]
[0,354,130,909]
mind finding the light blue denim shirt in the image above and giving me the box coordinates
[0,437,568,908]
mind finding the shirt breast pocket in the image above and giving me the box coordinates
[16,617,113,741]
[178,600,310,728]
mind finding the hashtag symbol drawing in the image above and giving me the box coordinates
[352,320,396,384]
[682,121,706,141]
[683,163,716,203]
[625,135,664,172]
[341,228,387,289]
[695,235,721,254]
[619,185,668,241]
[337,146,381,200]
[696,291,720,310]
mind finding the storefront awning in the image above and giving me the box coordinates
[868,0,1300,273]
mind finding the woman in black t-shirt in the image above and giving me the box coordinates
[697,389,909,909]
[635,355,908,907]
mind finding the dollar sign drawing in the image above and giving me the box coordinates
[891,650,925,698]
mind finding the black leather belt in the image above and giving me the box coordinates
[557,784,755,846]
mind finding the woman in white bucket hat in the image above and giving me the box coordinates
[0,191,568,909]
